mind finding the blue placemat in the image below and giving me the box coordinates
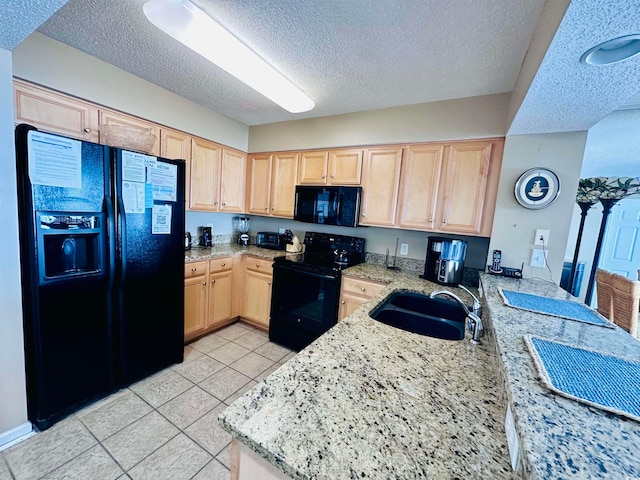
[500,289,613,328]
[525,336,640,422]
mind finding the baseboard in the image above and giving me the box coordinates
[0,422,34,452]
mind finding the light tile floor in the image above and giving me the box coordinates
[0,322,295,480]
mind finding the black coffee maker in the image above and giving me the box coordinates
[202,226,213,247]
[421,236,467,285]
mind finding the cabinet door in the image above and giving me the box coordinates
[436,142,492,235]
[338,294,366,321]
[160,128,192,207]
[185,276,208,340]
[360,147,403,226]
[220,148,246,213]
[270,152,299,218]
[14,80,100,142]
[328,149,363,185]
[298,151,328,184]
[99,109,160,156]
[397,144,444,230]
[247,154,272,215]
[208,270,233,328]
[190,138,221,211]
[242,270,273,328]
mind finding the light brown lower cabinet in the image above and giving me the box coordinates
[338,276,386,321]
[240,256,273,330]
[184,261,208,340]
[184,256,239,342]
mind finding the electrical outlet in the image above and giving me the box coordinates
[530,248,546,268]
[400,243,409,256]
[534,229,550,246]
[278,227,286,234]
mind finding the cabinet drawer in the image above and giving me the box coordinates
[245,257,273,274]
[185,261,207,279]
[210,257,232,273]
[341,277,386,299]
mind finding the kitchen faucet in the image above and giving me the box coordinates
[429,288,484,345]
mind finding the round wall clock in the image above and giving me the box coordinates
[514,168,560,209]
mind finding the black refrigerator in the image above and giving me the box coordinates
[15,124,185,430]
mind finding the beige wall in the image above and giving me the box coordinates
[12,33,250,151]
[249,93,510,152]
[0,47,30,445]
[489,132,587,282]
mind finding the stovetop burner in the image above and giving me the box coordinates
[273,231,365,273]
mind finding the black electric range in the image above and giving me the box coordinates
[269,232,366,351]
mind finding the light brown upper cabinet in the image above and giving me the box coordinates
[160,128,192,205]
[359,147,404,227]
[435,140,502,236]
[98,109,160,156]
[397,144,444,230]
[298,148,363,185]
[14,79,100,142]
[190,137,246,212]
[247,152,299,218]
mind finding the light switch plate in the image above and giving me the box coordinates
[530,248,546,268]
[400,243,409,255]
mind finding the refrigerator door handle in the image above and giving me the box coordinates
[105,196,117,291]
[117,195,127,285]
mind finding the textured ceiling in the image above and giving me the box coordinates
[0,0,68,50]
[509,0,640,134]
[37,0,545,126]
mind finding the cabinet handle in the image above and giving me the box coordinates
[221,263,225,267]
[321,174,326,178]
[442,219,447,224]
[330,174,335,179]
[212,279,216,284]
[271,207,275,211]
[191,267,197,272]
[221,202,226,207]
[83,128,91,133]
[361,213,366,218]
[428,217,433,222]
[256,264,260,268]
[268,281,272,286]
[264,207,268,211]
[214,201,218,206]
[341,301,345,304]
[202,282,207,286]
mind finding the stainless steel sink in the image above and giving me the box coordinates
[369,291,467,340]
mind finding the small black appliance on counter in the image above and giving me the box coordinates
[256,231,285,250]
[421,236,468,286]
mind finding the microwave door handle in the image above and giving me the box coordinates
[335,193,342,220]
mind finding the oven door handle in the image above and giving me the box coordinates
[274,263,338,281]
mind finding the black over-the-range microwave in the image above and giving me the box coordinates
[294,185,362,227]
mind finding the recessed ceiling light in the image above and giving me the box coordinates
[143,0,315,113]
[580,34,640,66]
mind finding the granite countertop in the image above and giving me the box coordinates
[479,273,640,480]
[184,244,291,262]
[219,263,513,479]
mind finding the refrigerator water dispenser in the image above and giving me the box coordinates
[36,212,106,284]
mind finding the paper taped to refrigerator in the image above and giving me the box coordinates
[27,131,82,188]
[149,162,177,202]
[122,151,146,183]
[122,181,145,214]
[152,204,172,234]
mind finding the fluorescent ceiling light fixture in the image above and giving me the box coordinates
[143,0,315,113]
[580,34,640,66]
